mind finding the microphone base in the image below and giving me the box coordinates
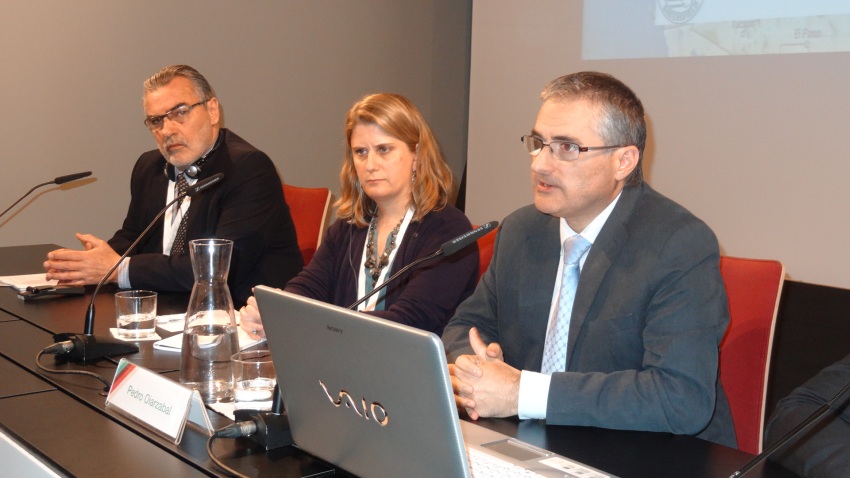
[234,410,294,450]
[52,333,139,364]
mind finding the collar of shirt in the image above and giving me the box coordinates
[559,190,622,268]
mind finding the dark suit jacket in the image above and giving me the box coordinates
[108,129,303,307]
[766,354,850,478]
[442,183,736,447]
[285,206,479,335]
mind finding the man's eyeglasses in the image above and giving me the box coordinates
[144,100,208,131]
[521,135,625,162]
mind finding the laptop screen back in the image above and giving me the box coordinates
[254,286,470,478]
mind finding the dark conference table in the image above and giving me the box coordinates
[0,244,798,478]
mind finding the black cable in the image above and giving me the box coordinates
[208,418,333,477]
[206,423,255,478]
[35,348,111,393]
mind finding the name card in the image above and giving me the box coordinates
[106,359,213,444]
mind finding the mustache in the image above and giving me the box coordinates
[533,173,558,186]
[163,135,184,150]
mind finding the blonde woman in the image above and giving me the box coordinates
[240,93,478,336]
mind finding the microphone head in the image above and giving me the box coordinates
[187,173,225,197]
[54,171,92,185]
[440,221,499,257]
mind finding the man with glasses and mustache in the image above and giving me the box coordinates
[44,65,302,307]
[443,71,736,447]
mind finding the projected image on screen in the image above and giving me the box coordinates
[583,0,850,59]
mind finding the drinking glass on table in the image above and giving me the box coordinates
[231,350,277,411]
[115,290,157,339]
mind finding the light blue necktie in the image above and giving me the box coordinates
[541,235,591,374]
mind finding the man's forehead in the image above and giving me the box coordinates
[143,78,199,114]
[538,96,597,116]
[533,97,599,138]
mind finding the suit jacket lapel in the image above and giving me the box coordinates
[519,212,561,371]
[147,162,170,249]
[184,130,227,238]
[565,184,642,368]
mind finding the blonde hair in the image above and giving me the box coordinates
[336,93,452,227]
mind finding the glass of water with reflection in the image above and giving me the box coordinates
[231,350,276,411]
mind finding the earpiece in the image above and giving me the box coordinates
[164,156,206,181]
[162,131,223,181]
[185,158,206,179]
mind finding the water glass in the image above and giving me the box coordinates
[231,350,277,411]
[115,290,157,339]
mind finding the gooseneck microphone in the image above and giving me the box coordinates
[729,379,850,477]
[347,221,498,310]
[0,171,92,221]
[46,173,225,363]
[54,172,94,185]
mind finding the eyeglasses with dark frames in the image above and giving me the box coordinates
[521,134,626,162]
[144,100,209,131]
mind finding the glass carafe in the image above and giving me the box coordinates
[179,238,240,403]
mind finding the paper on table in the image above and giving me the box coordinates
[153,311,263,352]
[156,313,188,333]
[0,273,57,291]
[153,327,264,352]
[205,399,272,421]
[155,311,242,333]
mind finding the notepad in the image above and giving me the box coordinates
[0,273,57,291]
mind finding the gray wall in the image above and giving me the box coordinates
[0,1,470,249]
[466,1,850,289]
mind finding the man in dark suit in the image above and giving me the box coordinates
[442,71,736,447]
[44,65,302,306]
[765,354,850,478]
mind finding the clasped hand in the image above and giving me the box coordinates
[43,233,121,285]
[448,327,520,420]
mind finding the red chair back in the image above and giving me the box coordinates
[476,227,498,281]
[282,184,331,266]
[718,256,785,454]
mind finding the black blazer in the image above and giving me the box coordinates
[108,129,303,307]
[766,354,850,478]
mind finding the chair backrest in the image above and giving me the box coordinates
[718,256,785,455]
[476,226,498,281]
[282,184,332,266]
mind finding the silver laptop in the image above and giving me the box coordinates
[255,286,616,478]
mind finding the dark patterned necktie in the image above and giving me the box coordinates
[171,173,189,255]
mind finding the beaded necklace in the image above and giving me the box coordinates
[364,214,404,283]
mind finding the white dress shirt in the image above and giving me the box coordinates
[517,192,621,419]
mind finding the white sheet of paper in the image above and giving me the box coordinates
[153,311,263,352]
[0,273,57,291]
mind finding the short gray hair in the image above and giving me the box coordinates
[541,71,646,186]
[142,64,216,105]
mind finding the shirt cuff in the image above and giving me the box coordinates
[518,370,551,420]
[116,257,131,289]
